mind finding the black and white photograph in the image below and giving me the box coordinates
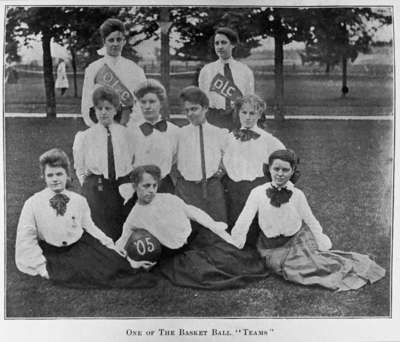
[1,0,399,341]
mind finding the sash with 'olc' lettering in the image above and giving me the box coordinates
[94,64,135,108]
[209,73,243,102]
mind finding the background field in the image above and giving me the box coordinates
[5,117,393,317]
[5,72,393,117]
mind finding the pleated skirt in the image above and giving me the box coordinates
[257,226,386,291]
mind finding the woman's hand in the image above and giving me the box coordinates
[316,233,332,251]
[127,257,157,270]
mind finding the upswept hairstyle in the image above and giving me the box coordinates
[179,86,209,108]
[39,148,71,179]
[99,18,125,41]
[130,165,162,185]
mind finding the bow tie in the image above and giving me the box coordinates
[49,193,70,216]
[233,128,261,142]
[139,120,167,136]
[266,185,293,208]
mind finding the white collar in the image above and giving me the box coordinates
[268,181,295,191]
[104,54,122,66]
[218,57,234,65]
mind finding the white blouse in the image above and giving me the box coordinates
[223,126,285,182]
[129,119,179,179]
[177,122,229,181]
[198,57,254,110]
[116,193,227,250]
[231,182,332,250]
[73,123,134,184]
[15,188,114,277]
[81,55,146,127]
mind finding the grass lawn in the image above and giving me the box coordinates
[5,117,393,317]
[5,73,393,116]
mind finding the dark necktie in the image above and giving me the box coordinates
[139,120,168,136]
[198,124,208,199]
[266,185,293,208]
[224,63,234,110]
[233,128,261,142]
[106,126,116,180]
[49,193,70,216]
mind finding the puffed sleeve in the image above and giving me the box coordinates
[230,187,260,249]
[182,199,235,245]
[81,65,96,127]
[198,65,208,93]
[296,190,332,251]
[81,198,114,248]
[266,135,285,161]
[15,198,48,277]
[72,130,87,186]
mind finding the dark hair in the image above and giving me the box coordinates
[234,94,267,127]
[135,79,167,105]
[39,148,72,187]
[100,18,125,41]
[179,86,209,108]
[215,27,239,45]
[92,86,120,110]
[267,149,301,184]
[130,165,162,185]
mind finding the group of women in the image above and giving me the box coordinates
[15,19,385,293]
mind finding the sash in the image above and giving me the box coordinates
[94,64,134,108]
[209,73,243,102]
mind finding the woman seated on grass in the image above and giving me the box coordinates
[116,164,269,290]
[230,149,385,291]
[15,148,156,288]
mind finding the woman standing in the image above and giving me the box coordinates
[223,94,285,246]
[81,18,146,127]
[129,79,179,194]
[199,27,254,130]
[55,58,69,96]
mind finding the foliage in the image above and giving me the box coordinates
[302,8,392,72]
[173,7,261,61]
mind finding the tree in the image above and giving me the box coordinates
[304,8,392,96]
[249,8,312,120]
[173,7,260,61]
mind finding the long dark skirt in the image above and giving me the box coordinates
[257,226,386,291]
[224,175,268,246]
[158,223,269,290]
[175,176,227,223]
[82,174,124,241]
[40,233,157,289]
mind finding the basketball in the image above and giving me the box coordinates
[125,228,162,262]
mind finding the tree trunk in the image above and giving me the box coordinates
[160,8,171,119]
[42,32,56,118]
[70,46,78,98]
[325,62,330,74]
[274,32,284,121]
[341,54,348,97]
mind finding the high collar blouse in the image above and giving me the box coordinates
[73,123,134,181]
[15,188,114,276]
[81,55,146,127]
[223,126,285,182]
[198,57,255,110]
[176,122,229,181]
[116,193,223,250]
[231,182,330,249]
[128,119,180,179]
